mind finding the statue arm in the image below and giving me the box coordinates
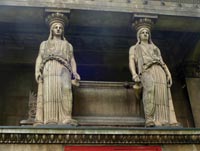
[35,41,45,83]
[163,63,172,87]
[129,46,140,83]
[69,44,80,81]
[157,47,172,87]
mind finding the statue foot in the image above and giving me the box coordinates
[146,121,155,127]
[20,118,35,125]
[62,119,78,126]
[33,121,44,126]
[46,122,57,125]
[170,122,182,127]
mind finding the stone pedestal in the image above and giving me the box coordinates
[73,81,144,126]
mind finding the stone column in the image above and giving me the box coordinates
[184,61,200,127]
[183,38,200,128]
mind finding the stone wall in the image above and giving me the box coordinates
[0,65,36,125]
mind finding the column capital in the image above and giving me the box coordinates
[44,8,71,27]
[132,14,158,31]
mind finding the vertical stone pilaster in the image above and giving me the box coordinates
[184,61,200,127]
[184,39,200,127]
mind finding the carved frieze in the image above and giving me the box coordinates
[0,128,200,144]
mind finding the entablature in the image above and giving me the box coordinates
[1,0,200,17]
[0,127,200,144]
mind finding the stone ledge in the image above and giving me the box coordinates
[1,0,200,18]
[0,126,200,144]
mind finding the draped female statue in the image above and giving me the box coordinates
[34,13,80,126]
[129,26,179,127]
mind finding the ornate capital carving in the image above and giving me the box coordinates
[132,14,158,31]
[45,12,69,27]
[44,8,71,27]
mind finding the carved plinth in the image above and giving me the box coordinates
[73,81,145,126]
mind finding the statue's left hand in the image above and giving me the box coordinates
[72,73,80,87]
[73,72,80,80]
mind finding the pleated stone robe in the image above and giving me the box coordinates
[129,31,179,127]
[35,40,76,125]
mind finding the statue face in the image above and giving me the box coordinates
[139,29,149,42]
[52,23,64,37]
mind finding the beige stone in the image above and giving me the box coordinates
[34,13,80,126]
[129,18,179,127]
[0,144,63,151]
[162,145,200,151]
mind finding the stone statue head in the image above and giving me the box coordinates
[137,27,152,44]
[133,18,154,45]
[45,12,68,40]
[49,22,66,40]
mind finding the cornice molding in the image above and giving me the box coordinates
[0,127,200,144]
[1,1,200,18]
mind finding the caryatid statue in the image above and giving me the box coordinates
[34,12,80,126]
[129,18,180,127]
